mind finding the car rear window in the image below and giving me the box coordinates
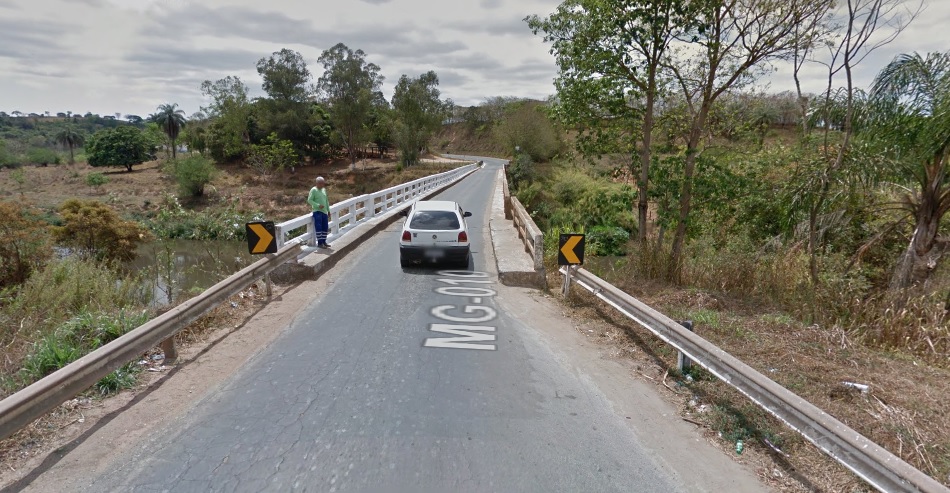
[409,211,461,230]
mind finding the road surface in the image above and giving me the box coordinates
[29,157,767,492]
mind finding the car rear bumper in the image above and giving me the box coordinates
[400,245,470,263]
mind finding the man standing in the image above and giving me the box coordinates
[308,176,331,248]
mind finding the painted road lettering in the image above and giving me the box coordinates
[425,270,498,350]
[423,324,496,350]
[431,305,497,323]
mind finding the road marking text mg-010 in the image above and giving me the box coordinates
[425,270,498,350]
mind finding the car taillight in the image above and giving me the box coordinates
[458,231,468,242]
[402,231,411,241]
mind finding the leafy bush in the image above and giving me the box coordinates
[508,153,536,190]
[169,155,218,197]
[52,199,151,262]
[587,226,630,256]
[26,147,60,166]
[246,133,297,176]
[141,194,260,241]
[0,201,52,288]
[85,172,109,192]
[85,125,150,172]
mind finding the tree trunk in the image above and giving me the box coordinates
[669,118,707,283]
[68,144,75,165]
[891,164,946,289]
[637,86,656,244]
[171,138,177,159]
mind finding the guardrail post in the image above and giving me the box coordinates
[160,337,178,364]
[561,266,575,297]
[677,320,694,372]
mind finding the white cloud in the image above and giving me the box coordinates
[0,0,946,116]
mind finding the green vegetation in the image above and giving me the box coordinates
[167,155,218,197]
[15,310,150,395]
[85,125,151,172]
[391,71,449,166]
[140,194,259,241]
[26,147,59,166]
[84,171,109,192]
[55,126,86,164]
[317,43,386,170]
[149,103,187,159]
[245,133,296,177]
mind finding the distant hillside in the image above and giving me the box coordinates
[432,123,508,158]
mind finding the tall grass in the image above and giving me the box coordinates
[7,309,151,397]
[0,257,151,378]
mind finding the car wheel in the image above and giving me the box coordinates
[400,255,412,268]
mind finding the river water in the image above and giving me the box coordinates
[124,239,256,306]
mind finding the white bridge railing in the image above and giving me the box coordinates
[276,163,478,248]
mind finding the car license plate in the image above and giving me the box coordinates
[425,249,444,259]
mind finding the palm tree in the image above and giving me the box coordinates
[55,126,85,164]
[150,103,187,159]
[868,52,950,288]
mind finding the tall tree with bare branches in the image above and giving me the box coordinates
[665,0,832,281]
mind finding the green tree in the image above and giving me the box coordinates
[492,101,561,162]
[528,0,692,242]
[866,52,950,288]
[201,76,253,161]
[257,48,311,103]
[26,148,59,166]
[391,71,447,166]
[0,201,52,288]
[85,126,150,172]
[52,199,150,263]
[317,43,385,170]
[664,0,830,281]
[55,125,85,164]
[246,133,297,177]
[150,103,187,159]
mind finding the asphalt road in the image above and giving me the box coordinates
[78,157,750,492]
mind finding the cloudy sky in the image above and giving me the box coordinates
[0,0,947,118]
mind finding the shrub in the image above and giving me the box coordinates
[141,194,260,241]
[508,153,536,190]
[169,155,218,197]
[0,201,52,288]
[246,133,296,176]
[52,199,151,263]
[26,147,60,166]
[85,172,109,193]
[587,226,630,256]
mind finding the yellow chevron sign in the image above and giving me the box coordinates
[246,221,277,254]
[558,234,585,266]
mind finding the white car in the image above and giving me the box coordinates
[399,200,472,267]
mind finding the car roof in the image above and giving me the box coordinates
[413,200,460,212]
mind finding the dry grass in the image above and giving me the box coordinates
[0,154,467,224]
[555,257,950,491]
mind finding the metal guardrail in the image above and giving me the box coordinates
[563,266,949,493]
[0,163,478,443]
[275,163,477,248]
